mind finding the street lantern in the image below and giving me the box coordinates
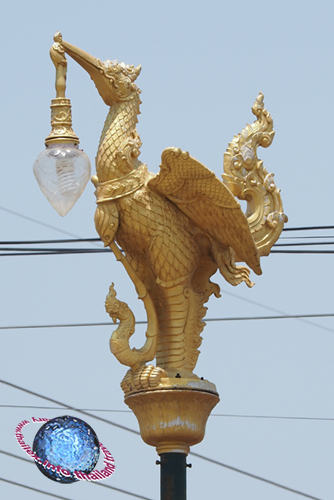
[35,32,287,500]
[33,32,90,216]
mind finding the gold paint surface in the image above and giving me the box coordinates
[223,92,288,256]
[125,388,219,455]
[45,32,79,145]
[55,33,287,452]
[45,98,79,145]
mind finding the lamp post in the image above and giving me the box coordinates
[34,32,287,500]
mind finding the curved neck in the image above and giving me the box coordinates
[96,93,142,182]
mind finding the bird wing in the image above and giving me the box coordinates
[148,147,262,275]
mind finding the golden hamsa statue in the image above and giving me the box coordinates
[56,34,287,454]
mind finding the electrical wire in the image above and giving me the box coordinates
[1,405,334,421]
[0,249,110,257]
[0,206,82,239]
[0,235,333,246]
[2,246,334,256]
[0,477,74,500]
[0,232,333,337]
[282,225,334,231]
[0,379,140,435]
[222,290,334,335]
[210,414,334,421]
[0,238,100,245]
[189,453,323,500]
[0,248,106,252]
[274,241,334,247]
[0,312,333,331]
[1,202,333,236]
[0,404,130,412]
[9,242,334,253]
[0,379,324,499]
[2,247,334,256]
[0,451,322,500]
[0,213,328,500]
[281,235,334,239]
[0,450,155,500]
[1,224,334,257]
[272,249,334,254]
[1,206,334,256]
[0,209,331,499]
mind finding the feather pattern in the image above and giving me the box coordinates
[90,61,269,388]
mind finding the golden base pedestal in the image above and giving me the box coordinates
[125,388,219,455]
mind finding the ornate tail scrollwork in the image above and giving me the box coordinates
[223,92,288,257]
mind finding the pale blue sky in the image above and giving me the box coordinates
[1,1,334,499]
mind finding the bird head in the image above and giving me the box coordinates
[58,33,141,105]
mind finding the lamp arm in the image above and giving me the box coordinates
[50,31,67,99]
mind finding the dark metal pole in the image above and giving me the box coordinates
[159,452,187,500]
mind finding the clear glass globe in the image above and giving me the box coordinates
[33,143,91,216]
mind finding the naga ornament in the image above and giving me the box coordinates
[57,34,287,455]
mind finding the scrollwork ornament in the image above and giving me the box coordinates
[223,92,288,257]
[45,98,79,145]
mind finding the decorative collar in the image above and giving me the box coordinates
[94,164,148,204]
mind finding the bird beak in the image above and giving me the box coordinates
[61,38,115,106]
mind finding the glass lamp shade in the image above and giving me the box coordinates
[33,143,91,216]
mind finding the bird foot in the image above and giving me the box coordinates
[120,365,167,394]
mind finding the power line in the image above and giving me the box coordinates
[274,241,334,247]
[1,405,334,421]
[1,312,333,331]
[205,313,334,321]
[4,241,334,249]
[0,248,106,252]
[2,247,334,257]
[0,404,130,412]
[0,238,100,245]
[0,451,322,500]
[189,453,323,500]
[1,206,334,239]
[1,205,334,256]
[0,235,333,247]
[0,208,102,249]
[0,379,324,499]
[0,321,144,330]
[0,206,82,239]
[272,249,334,254]
[0,225,332,254]
[282,225,334,232]
[281,235,334,239]
[0,249,110,257]
[210,414,334,421]
[0,477,74,500]
[222,290,334,335]
[0,450,155,500]
[0,379,140,435]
